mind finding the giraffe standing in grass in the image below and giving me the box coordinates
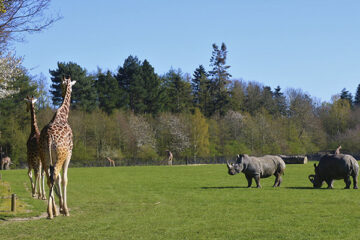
[39,76,76,219]
[106,157,115,167]
[166,150,173,166]
[25,96,46,199]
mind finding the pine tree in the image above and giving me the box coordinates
[115,56,145,112]
[96,70,123,114]
[208,42,232,116]
[354,84,360,107]
[340,88,353,107]
[141,59,164,114]
[49,62,97,112]
[162,69,192,113]
[273,86,287,116]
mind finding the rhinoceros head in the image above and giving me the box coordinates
[226,161,238,175]
[226,155,244,175]
[308,163,323,188]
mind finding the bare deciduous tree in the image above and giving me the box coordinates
[0,0,61,49]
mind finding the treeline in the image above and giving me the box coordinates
[1,43,360,167]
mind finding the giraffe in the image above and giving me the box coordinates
[25,96,46,199]
[39,76,76,219]
[106,157,115,167]
[335,145,342,155]
[1,156,11,170]
[166,150,173,166]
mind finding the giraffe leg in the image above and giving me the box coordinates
[56,173,64,213]
[62,152,72,216]
[34,169,40,198]
[41,167,47,200]
[27,168,36,197]
[47,179,54,219]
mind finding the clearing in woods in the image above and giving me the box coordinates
[0,163,360,239]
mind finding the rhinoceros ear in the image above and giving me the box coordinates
[313,163,317,168]
[308,174,315,183]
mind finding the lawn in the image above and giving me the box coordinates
[0,163,360,240]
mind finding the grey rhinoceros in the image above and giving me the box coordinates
[226,154,286,188]
[308,154,359,189]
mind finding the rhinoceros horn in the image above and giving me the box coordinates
[308,174,315,183]
[226,161,232,169]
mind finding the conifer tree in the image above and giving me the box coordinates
[115,56,144,112]
[49,62,97,112]
[141,59,164,114]
[354,84,360,107]
[162,69,192,113]
[273,86,287,116]
[340,88,353,107]
[208,42,232,116]
[96,70,123,114]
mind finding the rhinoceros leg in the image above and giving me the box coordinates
[246,175,252,188]
[344,176,351,189]
[254,175,261,188]
[326,179,334,189]
[273,173,282,187]
[352,175,358,189]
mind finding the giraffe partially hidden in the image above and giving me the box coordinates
[25,96,46,199]
[1,156,11,170]
[106,157,115,167]
[166,150,173,166]
[335,145,342,155]
[39,76,76,219]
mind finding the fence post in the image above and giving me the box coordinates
[11,193,16,212]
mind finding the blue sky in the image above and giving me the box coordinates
[13,0,360,102]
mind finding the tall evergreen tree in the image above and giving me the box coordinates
[141,59,164,114]
[340,88,353,107]
[162,69,192,113]
[49,62,97,112]
[191,65,211,115]
[115,56,144,112]
[273,86,287,116]
[96,69,123,114]
[354,84,360,107]
[208,42,232,116]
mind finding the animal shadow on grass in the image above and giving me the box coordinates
[201,186,247,190]
[285,186,330,190]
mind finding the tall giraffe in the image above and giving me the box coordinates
[25,96,46,199]
[39,76,76,219]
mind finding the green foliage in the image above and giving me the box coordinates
[137,144,159,161]
[162,69,192,113]
[96,70,122,114]
[189,108,210,158]
[223,140,251,156]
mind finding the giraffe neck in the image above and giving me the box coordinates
[30,103,40,135]
[53,83,72,123]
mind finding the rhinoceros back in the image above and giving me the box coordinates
[318,154,359,179]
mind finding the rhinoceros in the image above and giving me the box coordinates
[308,154,359,189]
[226,154,286,188]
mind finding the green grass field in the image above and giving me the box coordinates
[1,163,360,240]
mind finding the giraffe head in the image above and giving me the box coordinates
[61,75,76,98]
[24,96,37,112]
